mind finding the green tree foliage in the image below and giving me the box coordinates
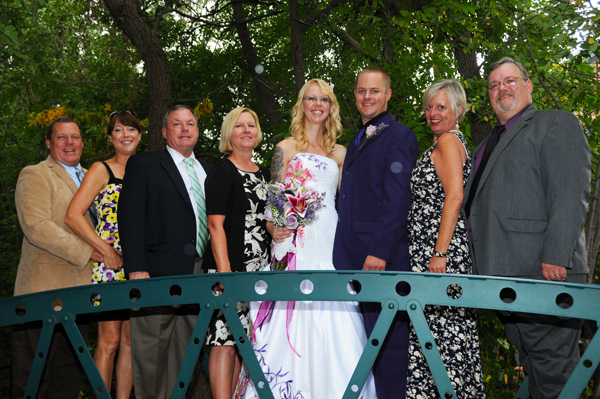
[1,0,600,397]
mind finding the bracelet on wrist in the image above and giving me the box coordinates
[434,251,447,258]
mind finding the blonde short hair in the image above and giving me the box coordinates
[219,107,263,154]
[422,79,467,123]
[289,79,342,154]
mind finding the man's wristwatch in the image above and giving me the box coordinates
[434,251,447,258]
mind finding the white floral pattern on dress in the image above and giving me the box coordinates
[205,169,270,347]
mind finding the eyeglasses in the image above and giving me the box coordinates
[488,77,526,92]
[303,96,332,104]
[109,110,137,119]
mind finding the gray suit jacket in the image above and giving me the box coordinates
[463,106,590,277]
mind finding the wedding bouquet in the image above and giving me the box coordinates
[264,181,325,229]
[263,157,326,270]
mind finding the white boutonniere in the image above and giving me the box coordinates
[359,122,388,150]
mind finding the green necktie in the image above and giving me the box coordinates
[183,158,209,257]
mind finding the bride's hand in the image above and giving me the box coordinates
[269,223,294,243]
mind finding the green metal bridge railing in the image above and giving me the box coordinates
[1,271,598,399]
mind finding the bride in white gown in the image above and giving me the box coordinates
[235,79,377,399]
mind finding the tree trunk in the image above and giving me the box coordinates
[290,0,305,96]
[232,0,284,127]
[452,31,491,147]
[103,0,171,151]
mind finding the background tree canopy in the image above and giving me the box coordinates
[1,0,600,397]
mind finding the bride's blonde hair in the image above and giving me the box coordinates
[289,79,342,154]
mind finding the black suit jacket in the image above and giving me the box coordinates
[118,148,211,277]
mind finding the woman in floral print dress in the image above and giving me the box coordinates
[65,110,142,399]
[406,80,485,399]
[203,107,271,399]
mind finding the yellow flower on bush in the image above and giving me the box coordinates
[28,106,69,128]
[194,98,215,122]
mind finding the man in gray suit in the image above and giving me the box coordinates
[463,57,590,398]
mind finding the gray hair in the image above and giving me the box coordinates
[422,79,468,122]
[162,105,198,128]
[489,57,529,81]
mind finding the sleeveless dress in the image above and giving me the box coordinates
[406,131,485,398]
[237,153,377,399]
[91,161,125,286]
[205,168,270,346]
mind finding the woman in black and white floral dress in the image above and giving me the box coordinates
[406,80,485,399]
[203,107,271,399]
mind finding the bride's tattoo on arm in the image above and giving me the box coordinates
[271,147,285,182]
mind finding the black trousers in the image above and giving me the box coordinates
[11,318,89,399]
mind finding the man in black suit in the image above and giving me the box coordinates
[118,105,211,399]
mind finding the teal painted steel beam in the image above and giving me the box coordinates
[2,271,599,399]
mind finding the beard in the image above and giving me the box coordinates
[496,94,517,113]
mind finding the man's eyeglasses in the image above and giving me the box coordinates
[303,96,332,104]
[109,110,137,119]
[488,77,526,92]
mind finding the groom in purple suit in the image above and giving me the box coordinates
[333,67,418,399]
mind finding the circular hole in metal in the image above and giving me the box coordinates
[91,293,101,307]
[258,381,265,389]
[584,359,593,368]
[444,392,453,399]
[170,285,182,298]
[556,292,573,310]
[52,298,63,311]
[78,346,84,353]
[351,384,359,392]
[347,280,361,295]
[371,339,379,347]
[193,337,200,345]
[129,288,141,302]
[255,280,268,295]
[97,386,104,394]
[396,281,411,297]
[425,342,433,350]
[211,282,223,296]
[447,283,463,299]
[15,304,26,317]
[300,280,314,295]
[499,287,517,304]
[239,336,246,344]
[37,352,44,359]
[178,381,185,388]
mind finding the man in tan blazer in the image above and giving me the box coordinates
[12,117,106,399]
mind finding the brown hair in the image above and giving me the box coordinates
[108,111,142,135]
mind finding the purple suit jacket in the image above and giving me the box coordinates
[333,113,418,272]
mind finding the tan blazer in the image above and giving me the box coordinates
[14,156,94,296]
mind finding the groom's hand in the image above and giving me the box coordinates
[363,255,386,271]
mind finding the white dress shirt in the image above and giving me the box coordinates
[56,160,83,188]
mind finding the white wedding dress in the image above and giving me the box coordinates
[236,153,377,399]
